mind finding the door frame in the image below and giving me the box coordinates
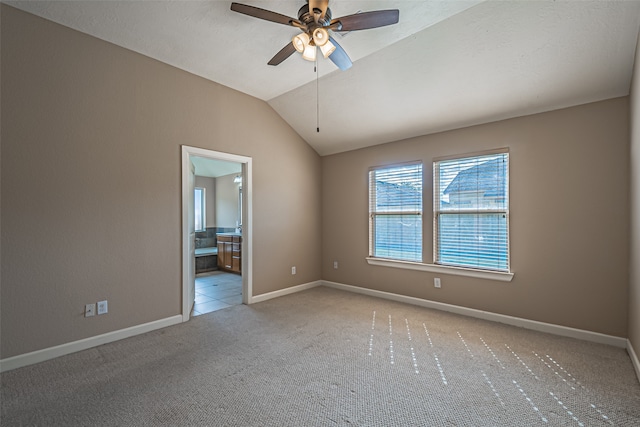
[181,145,253,322]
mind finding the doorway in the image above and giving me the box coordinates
[181,146,253,322]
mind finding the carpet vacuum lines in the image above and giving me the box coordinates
[2,287,639,426]
[363,301,638,426]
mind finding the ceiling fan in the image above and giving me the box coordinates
[230,1,400,71]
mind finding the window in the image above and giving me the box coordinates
[194,187,205,231]
[433,151,509,271]
[238,187,243,228]
[369,163,423,262]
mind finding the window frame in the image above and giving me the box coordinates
[433,149,510,273]
[194,187,206,232]
[368,161,423,263]
[365,150,513,282]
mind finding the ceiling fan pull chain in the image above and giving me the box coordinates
[316,58,320,133]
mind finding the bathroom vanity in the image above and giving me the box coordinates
[217,233,242,274]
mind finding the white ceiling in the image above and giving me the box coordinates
[7,1,640,156]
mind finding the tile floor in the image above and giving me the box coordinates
[193,271,242,316]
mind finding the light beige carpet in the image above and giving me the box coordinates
[2,286,639,426]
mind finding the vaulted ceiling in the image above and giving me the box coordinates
[7,1,640,155]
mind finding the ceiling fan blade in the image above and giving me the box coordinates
[328,36,352,71]
[308,0,329,20]
[332,10,399,31]
[268,43,297,66]
[230,2,298,26]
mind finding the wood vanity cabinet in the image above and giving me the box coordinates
[217,234,241,274]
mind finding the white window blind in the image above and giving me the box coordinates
[369,163,422,262]
[434,152,509,271]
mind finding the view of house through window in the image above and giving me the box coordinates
[434,151,509,271]
[194,187,205,232]
[369,163,423,262]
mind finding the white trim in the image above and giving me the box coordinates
[182,148,195,321]
[181,146,254,322]
[366,257,514,282]
[242,160,253,305]
[322,280,626,348]
[250,281,322,304]
[0,315,182,373]
[628,339,640,384]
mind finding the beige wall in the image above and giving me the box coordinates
[323,97,630,337]
[630,31,640,359]
[194,175,216,228]
[0,5,322,358]
[215,173,241,228]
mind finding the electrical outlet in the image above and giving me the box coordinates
[291,266,296,275]
[85,303,96,317]
[434,278,441,288]
[333,261,338,269]
[97,300,108,315]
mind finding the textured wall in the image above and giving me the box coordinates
[322,98,630,337]
[630,31,640,362]
[0,5,322,358]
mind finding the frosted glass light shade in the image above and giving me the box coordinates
[292,33,310,53]
[312,28,329,46]
[319,40,336,58]
[302,44,317,61]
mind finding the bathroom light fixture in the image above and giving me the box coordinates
[233,175,242,184]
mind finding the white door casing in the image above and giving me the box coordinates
[188,160,196,314]
[181,146,253,321]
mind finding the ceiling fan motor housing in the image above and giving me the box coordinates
[298,5,332,28]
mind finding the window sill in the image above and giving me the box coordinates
[365,257,514,282]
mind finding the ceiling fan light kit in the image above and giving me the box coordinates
[312,27,329,46]
[230,1,399,70]
[319,41,336,59]
[292,33,310,53]
[302,43,317,61]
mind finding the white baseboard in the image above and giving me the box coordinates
[322,280,628,348]
[628,340,640,384]
[1,281,321,373]
[0,315,183,373]
[250,280,322,304]
[3,282,632,374]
